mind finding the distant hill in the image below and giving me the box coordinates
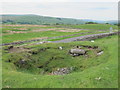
[82,19,105,23]
[83,19,118,25]
[105,20,118,25]
[1,14,86,25]
[0,14,117,25]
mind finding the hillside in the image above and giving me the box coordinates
[1,14,86,25]
[1,14,118,25]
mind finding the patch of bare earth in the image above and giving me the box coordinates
[8,46,30,53]
[3,28,58,35]
[30,37,48,40]
[32,28,82,32]
[7,31,27,34]
[3,24,49,27]
[32,29,55,32]
[58,29,81,32]
[32,28,64,32]
[13,28,28,30]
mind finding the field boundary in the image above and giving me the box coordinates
[1,32,119,46]
[1,32,93,46]
[52,32,119,43]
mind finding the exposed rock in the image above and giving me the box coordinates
[95,77,101,80]
[97,51,104,55]
[91,40,95,42]
[38,42,43,44]
[76,46,81,48]
[7,46,30,53]
[51,67,73,75]
[58,46,63,50]
[6,86,11,88]
[69,48,86,56]
[35,41,52,45]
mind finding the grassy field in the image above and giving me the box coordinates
[3,31,79,43]
[2,24,118,44]
[2,35,118,88]
[2,25,57,33]
[56,24,118,30]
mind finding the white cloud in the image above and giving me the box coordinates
[1,0,69,2]
[1,2,118,20]
[1,0,119,2]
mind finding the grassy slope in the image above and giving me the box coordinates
[1,15,85,25]
[2,35,118,88]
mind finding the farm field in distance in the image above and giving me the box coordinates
[2,24,118,44]
[1,23,118,88]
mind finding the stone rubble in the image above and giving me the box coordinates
[51,67,73,75]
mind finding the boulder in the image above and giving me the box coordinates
[69,49,86,56]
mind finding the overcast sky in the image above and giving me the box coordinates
[1,0,118,20]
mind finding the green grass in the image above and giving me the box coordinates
[3,30,106,44]
[2,24,118,44]
[57,24,118,30]
[2,31,80,43]
[48,31,106,41]
[2,35,118,88]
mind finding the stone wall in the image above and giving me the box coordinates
[75,32,119,41]
[1,32,119,46]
